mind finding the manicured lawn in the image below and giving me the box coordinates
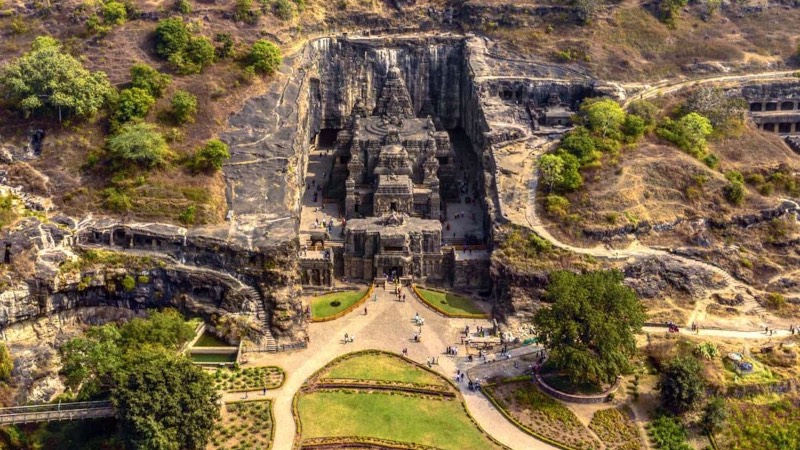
[415,288,486,316]
[310,290,366,319]
[323,352,446,386]
[298,391,501,450]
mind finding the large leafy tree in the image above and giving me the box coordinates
[658,356,707,414]
[111,87,156,129]
[112,350,220,450]
[533,270,645,386]
[579,98,626,139]
[0,36,113,120]
[538,154,564,192]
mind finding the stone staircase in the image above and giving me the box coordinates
[234,284,278,353]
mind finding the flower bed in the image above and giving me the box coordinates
[589,407,644,450]
[483,381,600,450]
[209,399,273,450]
[212,366,285,392]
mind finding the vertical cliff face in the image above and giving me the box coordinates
[310,36,467,132]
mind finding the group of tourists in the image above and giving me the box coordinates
[343,333,355,343]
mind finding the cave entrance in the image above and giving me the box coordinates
[317,128,340,149]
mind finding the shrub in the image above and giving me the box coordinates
[130,63,171,98]
[621,114,647,141]
[0,342,13,383]
[175,0,192,13]
[273,0,294,20]
[247,39,282,75]
[234,0,260,23]
[214,33,235,59]
[627,100,659,127]
[103,188,132,212]
[192,139,230,172]
[725,170,744,184]
[154,18,190,60]
[178,205,196,225]
[103,1,127,25]
[724,180,745,206]
[559,127,598,165]
[121,274,136,292]
[649,415,691,450]
[765,293,786,310]
[702,153,719,169]
[176,37,216,74]
[107,122,168,168]
[112,87,156,129]
[657,112,713,158]
[169,90,198,125]
[545,194,571,219]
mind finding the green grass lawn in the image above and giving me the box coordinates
[310,290,367,320]
[298,391,501,450]
[323,352,446,386]
[415,288,485,316]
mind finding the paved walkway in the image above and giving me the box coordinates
[236,286,559,450]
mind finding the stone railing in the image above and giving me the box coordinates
[535,374,621,404]
[0,401,114,425]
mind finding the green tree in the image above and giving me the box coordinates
[175,0,192,13]
[684,87,747,133]
[247,39,282,75]
[658,356,707,414]
[0,342,13,383]
[627,100,659,128]
[657,112,713,158]
[560,127,598,165]
[234,0,260,23]
[154,18,190,59]
[130,63,171,98]
[112,87,156,128]
[103,1,127,25]
[580,98,626,139]
[533,270,645,386]
[554,151,583,192]
[107,122,168,168]
[111,351,220,450]
[702,397,727,434]
[119,309,195,349]
[573,0,600,24]
[193,139,230,172]
[0,36,113,120]
[622,114,647,141]
[168,90,197,124]
[538,154,564,192]
[178,37,216,74]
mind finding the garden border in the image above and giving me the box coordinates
[214,365,286,393]
[410,284,489,319]
[292,349,510,450]
[310,285,374,323]
[221,398,276,448]
[481,381,579,450]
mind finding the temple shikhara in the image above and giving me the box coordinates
[336,67,454,282]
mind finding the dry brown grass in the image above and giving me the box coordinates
[484,0,800,81]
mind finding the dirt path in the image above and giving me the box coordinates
[621,70,799,108]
